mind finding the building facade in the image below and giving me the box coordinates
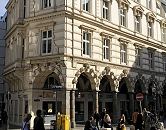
[4,0,166,128]
[0,13,7,115]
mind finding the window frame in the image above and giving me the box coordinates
[82,0,90,12]
[120,44,127,64]
[135,48,141,67]
[120,8,127,27]
[42,30,53,54]
[147,0,152,9]
[102,0,109,20]
[148,51,154,69]
[82,31,91,56]
[103,38,110,60]
[147,22,153,37]
[162,28,166,42]
[42,0,52,9]
[135,16,141,32]
[163,55,166,72]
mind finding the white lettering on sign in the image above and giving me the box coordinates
[51,85,63,89]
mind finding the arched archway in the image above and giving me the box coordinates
[76,73,92,92]
[118,77,130,121]
[99,75,112,93]
[119,77,128,94]
[75,72,94,123]
[43,72,61,89]
[134,79,143,94]
[99,75,113,116]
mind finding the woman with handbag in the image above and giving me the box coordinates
[117,114,126,130]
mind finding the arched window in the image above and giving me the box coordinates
[119,77,128,94]
[43,73,61,89]
[76,73,92,91]
[99,76,111,93]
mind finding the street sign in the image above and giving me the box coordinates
[136,93,144,101]
[51,85,63,90]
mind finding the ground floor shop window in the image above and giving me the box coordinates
[43,101,62,115]
[75,101,84,122]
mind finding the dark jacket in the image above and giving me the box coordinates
[33,116,45,130]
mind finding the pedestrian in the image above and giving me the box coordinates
[135,112,143,130]
[1,109,8,125]
[142,108,151,130]
[132,109,139,126]
[93,112,100,130]
[22,114,32,130]
[84,116,97,130]
[117,114,126,130]
[33,109,45,130]
[100,108,106,128]
[103,114,113,129]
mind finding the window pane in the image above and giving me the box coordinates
[49,0,51,7]
[48,30,52,38]
[42,40,47,53]
[48,40,52,53]
[43,31,47,38]
[83,41,86,54]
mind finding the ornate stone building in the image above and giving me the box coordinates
[0,13,7,115]
[4,0,166,128]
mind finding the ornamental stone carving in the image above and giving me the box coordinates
[72,64,99,90]
[98,66,119,91]
[32,61,66,87]
[134,73,146,93]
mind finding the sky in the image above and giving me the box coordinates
[0,0,8,16]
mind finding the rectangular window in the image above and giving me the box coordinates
[103,1,109,19]
[148,22,153,37]
[103,38,110,60]
[120,44,127,64]
[162,28,166,42]
[43,0,52,8]
[82,0,90,12]
[135,16,141,32]
[120,9,126,27]
[147,0,152,9]
[23,0,26,18]
[163,55,166,71]
[83,32,91,55]
[148,51,154,69]
[135,48,141,66]
[42,30,52,54]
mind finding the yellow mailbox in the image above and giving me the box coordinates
[61,115,70,130]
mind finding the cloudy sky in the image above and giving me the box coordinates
[0,0,8,16]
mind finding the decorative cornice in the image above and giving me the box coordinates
[119,38,130,43]
[100,32,114,38]
[134,42,144,48]
[117,0,130,10]
[79,25,96,32]
[160,19,166,28]
[146,12,156,23]
[133,5,144,17]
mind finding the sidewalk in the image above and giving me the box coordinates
[6,124,131,130]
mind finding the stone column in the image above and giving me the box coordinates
[93,90,99,113]
[129,92,134,114]
[71,89,76,128]
[112,91,119,123]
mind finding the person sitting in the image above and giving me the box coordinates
[103,114,113,129]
